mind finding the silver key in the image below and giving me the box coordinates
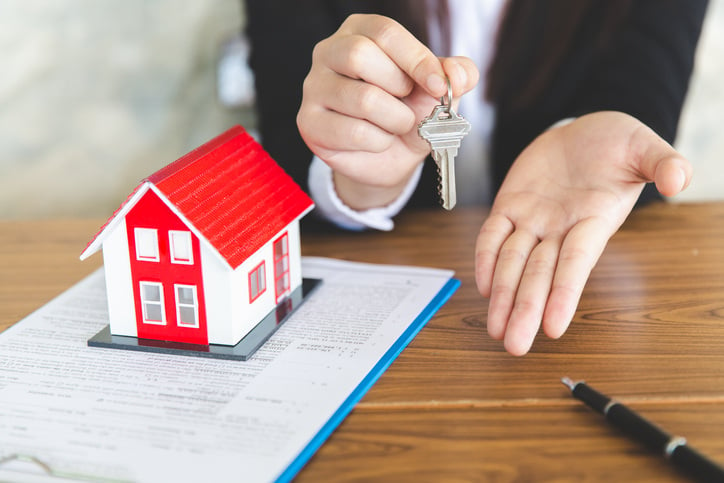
[417,81,470,210]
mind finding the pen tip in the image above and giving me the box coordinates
[561,376,575,390]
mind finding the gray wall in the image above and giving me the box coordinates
[0,0,253,218]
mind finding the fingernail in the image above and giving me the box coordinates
[677,167,687,191]
[426,73,445,96]
[456,63,467,90]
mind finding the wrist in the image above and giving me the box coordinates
[332,171,415,210]
[307,156,423,231]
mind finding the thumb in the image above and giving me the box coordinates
[653,155,692,197]
[441,56,480,98]
[632,125,692,197]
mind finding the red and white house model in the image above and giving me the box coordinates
[80,125,315,358]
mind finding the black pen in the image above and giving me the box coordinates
[561,377,724,482]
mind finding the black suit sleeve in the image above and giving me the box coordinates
[568,0,708,142]
[244,1,337,191]
[244,0,440,211]
[492,0,708,204]
[246,1,707,209]
[244,1,397,190]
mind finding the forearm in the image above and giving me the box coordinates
[308,156,423,231]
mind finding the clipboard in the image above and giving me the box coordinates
[0,259,459,482]
[278,278,460,482]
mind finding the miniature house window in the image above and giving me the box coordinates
[140,282,165,324]
[174,284,199,328]
[273,234,290,299]
[249,261,266,303]
[135,228,159,262]
[169,230,193,265]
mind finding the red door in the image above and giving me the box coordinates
[126,190,208,345]
[273,232,290,303]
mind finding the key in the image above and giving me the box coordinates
[417,82,470,210]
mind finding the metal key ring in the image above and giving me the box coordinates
[441,75,453,114]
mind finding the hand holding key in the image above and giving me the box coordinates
[296,14,693,358]
[297,14,478,210]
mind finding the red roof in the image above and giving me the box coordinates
[83,125,313,269]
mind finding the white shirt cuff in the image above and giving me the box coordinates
[307,156,422,231]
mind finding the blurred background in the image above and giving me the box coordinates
[0,0,721,219]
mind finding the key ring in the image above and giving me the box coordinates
[440,75,453,114]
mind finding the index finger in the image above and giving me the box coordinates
[339,14,447,97]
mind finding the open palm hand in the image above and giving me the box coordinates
[475,111,691,355]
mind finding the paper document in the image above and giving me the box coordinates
[0,257,457,482]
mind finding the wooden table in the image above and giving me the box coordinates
[2,202,724,482]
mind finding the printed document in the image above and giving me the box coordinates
[0,257,454,482]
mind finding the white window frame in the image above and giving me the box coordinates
[275,272,290,295]
[248,261,266,303]
[140,281,166,325]
[169,230,194,265]
[273,233,290,299]
[174,284,199,328]
[134,228,160,262]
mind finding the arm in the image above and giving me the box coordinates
[244,0,338,191]
[245,3,477,227]
[477,0,708,355]
[476,111,691,356]
[296,13,479,211]
[491,0,708,194]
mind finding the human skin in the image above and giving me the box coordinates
[297,14,692,356]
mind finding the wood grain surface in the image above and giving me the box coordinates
[2,202,724,482]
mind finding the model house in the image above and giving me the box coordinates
[80,125,314,355]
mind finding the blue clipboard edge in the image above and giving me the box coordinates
[276,277,461,482]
